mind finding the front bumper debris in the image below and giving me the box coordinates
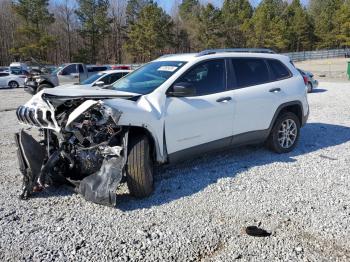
[14,130,45,199]
[14,129,127,206]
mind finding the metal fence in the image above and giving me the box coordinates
[282,48,349,62]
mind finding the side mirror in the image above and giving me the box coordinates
[168,82,196,97]
[95,81,105,87]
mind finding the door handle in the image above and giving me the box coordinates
[216,96,232,103]
[269,88,281,93]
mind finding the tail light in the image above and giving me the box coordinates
[303,76,308,85]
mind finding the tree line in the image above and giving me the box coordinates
[0,0,349,66]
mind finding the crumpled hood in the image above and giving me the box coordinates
[41,86,140,100]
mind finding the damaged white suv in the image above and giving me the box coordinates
[15,49,309,206]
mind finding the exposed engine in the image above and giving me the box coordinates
[15,98,127,206]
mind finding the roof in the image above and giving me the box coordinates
[100,69,132,74]
[156,52,289,63]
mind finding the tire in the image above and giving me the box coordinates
[8,81,19,89]
[307,82,313,93]
[126,134,154,197]
[36,84,52,93]
[267,112,300,153]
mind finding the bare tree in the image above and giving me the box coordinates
[109,0,127,64]
[0,0,19,65]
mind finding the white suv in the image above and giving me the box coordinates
[15,49,309,205]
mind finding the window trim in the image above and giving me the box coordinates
[228,57,293,90]
[265,58,292,82]
[166,58,228,97]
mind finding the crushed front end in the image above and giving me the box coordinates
[15,91,130,206]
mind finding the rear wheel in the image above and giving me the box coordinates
[307,82,313,93]
[267,112,300,153]
[8,81,19,88]
[126,134,154,197]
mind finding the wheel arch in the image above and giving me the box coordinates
[127,126,158,163]
[269,101,305,131]
[8,80,19,87]
[38,81,54,88]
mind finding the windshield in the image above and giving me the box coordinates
[51,64,65,75]
[81,73,105,85]
[111,61,186,94]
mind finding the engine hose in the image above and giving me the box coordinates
[61,151,75,169]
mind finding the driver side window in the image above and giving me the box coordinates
[175,59,226,96]
[62,64,77,75]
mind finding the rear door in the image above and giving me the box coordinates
[164,59,236,155]
[0,73,10,87]
[229,58,289,135]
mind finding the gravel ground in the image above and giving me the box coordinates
[0,83,350,261]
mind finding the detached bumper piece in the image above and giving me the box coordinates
[14,130,126,207]
[78,157,123,206]
[14,130,45,199]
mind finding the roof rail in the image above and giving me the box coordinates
[196,48,276,57]
[159,53,194,59]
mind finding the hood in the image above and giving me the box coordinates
[41,86,140,100]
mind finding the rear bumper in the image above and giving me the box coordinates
[302,105,309,126]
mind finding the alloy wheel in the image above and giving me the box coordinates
[278,119,298,149]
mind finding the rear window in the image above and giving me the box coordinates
[231,58,270,88]
[267,59,291,81]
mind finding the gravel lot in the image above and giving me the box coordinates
[0,82,350,261]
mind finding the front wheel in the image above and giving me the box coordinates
[8,81,19,88]
[267,112,300,153]
[126,134,154,198]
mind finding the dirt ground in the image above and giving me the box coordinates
[295,57,350,81]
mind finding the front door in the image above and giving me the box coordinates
[164,59,235,155]
[58,64,79,85]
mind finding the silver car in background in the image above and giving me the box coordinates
[298,68,318,93]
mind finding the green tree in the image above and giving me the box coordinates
[248,0,288,51]
[125,3,173,62]
[75,0,110,63]
[11,0,56,61]
[126,0,151,25]
[282,0,315,51]
[221,0,253,48]
[333,1,350,47]
[309,0,343,48]
[196,4,223,49]
[178,0,201,50]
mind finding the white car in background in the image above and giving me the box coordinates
[59,69,132,89]
[0,71,27,88]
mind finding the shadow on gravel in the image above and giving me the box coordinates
[117,122,350,211]
[311,88,327,93]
